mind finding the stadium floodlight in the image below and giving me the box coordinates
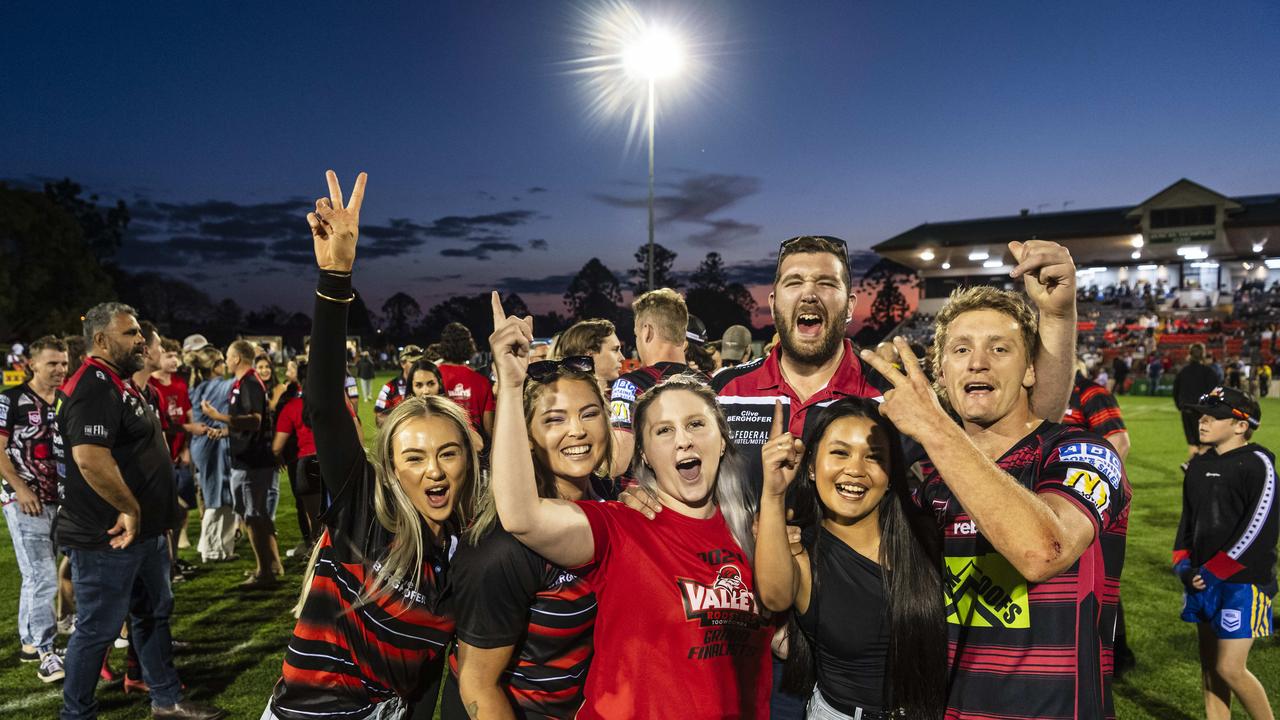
[941,261,951,270]
[1190,261,1220,269]
[982,259,1003,269]
[1130,235,1145,248]
[1254,241,1267,253]
[1131,250,1141,260]
[1176,245,1203,257]
[968,249,989,261]
[1265,258,1280,269]
[919,249,935,261]
[1136,264,1158,271]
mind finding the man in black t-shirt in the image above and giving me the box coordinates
[201,339,281,588]
[1174,343,1221,459]
[56,302,225,720]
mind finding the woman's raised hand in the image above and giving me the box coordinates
[308,170,367,272]
[489,291,533,390]
[761,399,805,499]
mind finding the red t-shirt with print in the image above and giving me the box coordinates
[573,501,771,720]
[437,364,495,433]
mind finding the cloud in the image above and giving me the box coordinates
[688,218,761,249]
[440,241,524,260]
[421,210,540,239]
[492,273,577,294]
[527,186,548,194]
[594,173,761,249]
[118,236,269,268]
[528,238,548,250]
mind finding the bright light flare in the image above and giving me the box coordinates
[623,28,683,79]
[564,0,712,154]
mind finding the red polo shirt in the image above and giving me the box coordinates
[712,339,887,436]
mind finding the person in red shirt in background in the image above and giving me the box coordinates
[437,322,495,441]
[150,337,204,552]
[272,360,323,558]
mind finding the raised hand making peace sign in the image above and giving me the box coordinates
[858,336,951,443]
[489,291,534,391]
[308,169,368,273]
[761,399,806,499]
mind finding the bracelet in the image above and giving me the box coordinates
[316,289,354,304]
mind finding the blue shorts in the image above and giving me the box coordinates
[1182,582,1274,639]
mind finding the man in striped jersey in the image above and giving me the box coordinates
[862,285,1131,720]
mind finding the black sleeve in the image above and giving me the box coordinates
[62,376,122,449]
[237,377,266,417]
[311,270,368,503]
[451,527,544,648]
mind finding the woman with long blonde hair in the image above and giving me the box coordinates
[485,295,772,718]
[262,171,478,720]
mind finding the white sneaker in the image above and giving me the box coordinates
[58,614,77,636]
[37,651,65,683]
[114,633,129,649]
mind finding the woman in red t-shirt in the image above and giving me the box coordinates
[486,295,771,719]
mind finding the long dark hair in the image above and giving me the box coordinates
[781,397,947,719]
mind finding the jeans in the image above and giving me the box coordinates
[359,377,373,401]
[2,502,58,652]
[771,654,807,720]
[61,535,182,719]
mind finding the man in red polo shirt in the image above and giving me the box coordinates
[712,234,1081,719]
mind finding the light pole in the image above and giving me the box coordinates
[624,28,682,290]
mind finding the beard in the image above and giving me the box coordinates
[114,346,145,375]
[776,308,846,365]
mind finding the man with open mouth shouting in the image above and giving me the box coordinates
[861,286,1131,720]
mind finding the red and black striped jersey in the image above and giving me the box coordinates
[1063,375,1126,439]
[374,376,409,414]
[448,526,597,718]
[915,421,1131,720]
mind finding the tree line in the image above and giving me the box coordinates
[0,180,914,350]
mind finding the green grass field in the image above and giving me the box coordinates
[0,379,1276,718]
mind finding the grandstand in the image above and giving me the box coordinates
[873,178,1280,392]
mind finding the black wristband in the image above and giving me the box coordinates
[317,270,354,301]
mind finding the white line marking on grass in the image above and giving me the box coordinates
[0,689,60,712]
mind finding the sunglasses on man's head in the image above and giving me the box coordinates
[779,235,849,254]
[1197,392,1258,427]
[527,355,595,382]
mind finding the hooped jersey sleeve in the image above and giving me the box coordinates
[1037,434,1129,536]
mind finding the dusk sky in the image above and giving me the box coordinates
[5,1,1279,324]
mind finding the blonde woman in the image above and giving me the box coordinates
[486,295,771,718]
[262,171,479,720]
[187,346,236,562]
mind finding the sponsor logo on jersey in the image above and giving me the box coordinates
[83,424,109,440]
[951,519,978,536]
[1221,608,1242,633]
[609,400,632,426]
[16,394,33,407]
[1062,467,1111,514]
[0,396,8,424]
[28,411,41,426]
[1058,442,1122,488]
[611,379,638,404]
[944,554,1031,629]
[448,383,472,401]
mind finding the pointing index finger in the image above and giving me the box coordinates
[490,291,506,329]
[769,399,785,440]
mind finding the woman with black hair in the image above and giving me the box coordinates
[409,359,444,398]
[756,397,947,720]
[272,360,323,555]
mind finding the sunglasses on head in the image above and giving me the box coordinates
[1197,392,1258,427]
[527,355,595,382]
[779,235,849,254]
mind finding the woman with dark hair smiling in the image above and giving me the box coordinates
[756,397,947,720]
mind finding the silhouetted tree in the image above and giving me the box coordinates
[43,179,130,262]
[421,292,531,345]
[859,258,918,340]
[381,292,422,343]
[565,258,623,322]
[0,185,115,339]
[685,252,757,336]
[629,242,680,294]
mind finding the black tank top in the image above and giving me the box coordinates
[796,527,889,712]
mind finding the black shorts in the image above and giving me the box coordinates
[294,455,322,496]
[1180,410,1202,445]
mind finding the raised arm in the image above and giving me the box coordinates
[307,170,370,498]
[488,292,595,569]
[755,402,811,613]
[1009,241,1076,421]
[864,338,1094,583]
